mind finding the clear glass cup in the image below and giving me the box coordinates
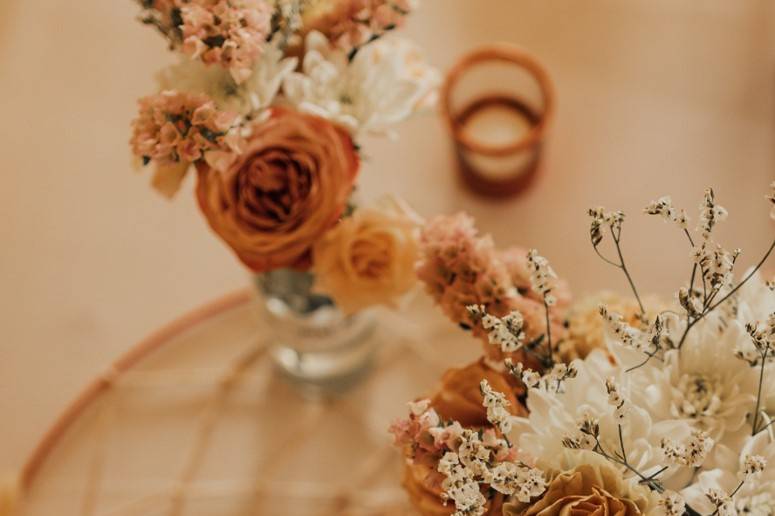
[253,269,377,395]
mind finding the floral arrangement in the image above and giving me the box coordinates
[129,0,437,311]
[391,184,775,515]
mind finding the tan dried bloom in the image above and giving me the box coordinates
[560,293,667,362]
[503,461,656,516]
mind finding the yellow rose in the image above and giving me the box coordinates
[312,197,421,314]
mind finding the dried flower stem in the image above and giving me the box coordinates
[706,238,774,313]
[686,228,700,298]
[617,424,628,464]
[608,226,645,315]
[543,300,553,357]
[708,480,746,516]
[591,435,701,515]
[593,245,621,268]
[678,237,775,349]
[592,436,662,493]
[758,417,775,435]
[683,228,696,248]
[624,345,663,374]
[752,347,770,436]
[729,480,746,498]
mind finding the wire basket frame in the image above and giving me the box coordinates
[18,290,477,516]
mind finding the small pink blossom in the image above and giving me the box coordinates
[324,0,415,51]
[178,0,272,84]
[429,421,464,450]
[130,91,244,195]
[416,214,571,362]
[416,213,515,327]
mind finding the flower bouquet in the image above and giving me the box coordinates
[128,0,438,383]
[391,185,775,515]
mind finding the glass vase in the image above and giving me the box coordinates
[253,268,377,394]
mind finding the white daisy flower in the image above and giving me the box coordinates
[282,31,439,135]
[157,37,298,117]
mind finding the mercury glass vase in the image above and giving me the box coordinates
[253,269,377,393]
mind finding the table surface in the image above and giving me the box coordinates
[1,0,774,474]
[21,292,474,515]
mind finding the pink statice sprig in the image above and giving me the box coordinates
[138,0,273,85]
[327,0,416,57]
[130,90,244,197]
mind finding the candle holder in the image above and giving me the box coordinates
[441,44,555,198]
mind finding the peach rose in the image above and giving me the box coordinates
[503,461,655,516]
[430,358,526,427]
[311,197,421,314]
[196,108,359,272]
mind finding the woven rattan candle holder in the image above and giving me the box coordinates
[441,44,555,198]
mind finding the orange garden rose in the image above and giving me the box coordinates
[312,196,421,314]
[195,108,359,272]
[430,359,526,427]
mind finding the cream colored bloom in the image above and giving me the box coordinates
[503,456,658,516]
[628,327,757,445]
[733,272,775,417]
[312,196,421,314]
[682,431,775,515]
[283,31,439,135]
[513,350,697,492]
[562,292,652,361]
[158,37,298,117]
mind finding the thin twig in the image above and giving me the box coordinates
[729,479,746,498]
[752,347,769,436]
[611,227,645,315]
[683,228,696,248]
[625,348,661,373]
[544,300,553,358]
[757,418,775,434]
[617,425,628,464]
[706,238,775,314]
[593,437,662,492]
[679,238,775,348]
[642,465,669,481]
[593,244,621,268]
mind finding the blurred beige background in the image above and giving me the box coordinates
[1,0,774,473]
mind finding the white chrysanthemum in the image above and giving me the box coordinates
[682,431,775,515]
[157,38,298,117]
[734,272,775,417]
[626,320,757,445]
[283,31,440,135]
[658,490,686,516]
[512,350,696,493]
